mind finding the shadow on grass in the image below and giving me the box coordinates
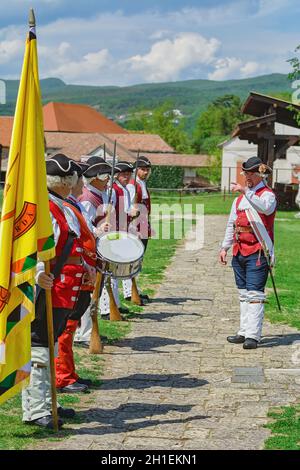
[112,335,200,352]
[141,311,203,322]
[259,333,300,348]
[150,296,213,305]
[61,402,209,438]
[99,373,209,390]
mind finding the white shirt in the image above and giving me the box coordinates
[221,181,277,251]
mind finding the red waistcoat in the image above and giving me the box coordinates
[232,187,276,257]
[63,201,97,293]
[129,179,151,238]
[78,186,106,227]
[49,200,85,309]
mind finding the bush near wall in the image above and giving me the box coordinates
[148,165,184,189]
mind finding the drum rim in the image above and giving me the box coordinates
[97,230,145,264]
[98,253,144,265]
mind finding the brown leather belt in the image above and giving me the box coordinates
[51,256,82,266]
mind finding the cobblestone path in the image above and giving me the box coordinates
[33,215,300,450]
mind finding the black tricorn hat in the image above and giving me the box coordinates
[241,156,272,175]
[83,156,112,177]
[46,154,78,176]
[75,161,89,177]
[135,155,152,169]
[114,161,134,173]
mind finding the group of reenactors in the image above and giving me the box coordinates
[21,152,279,430]
[22,153,153,429]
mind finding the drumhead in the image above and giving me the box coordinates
[97,231,144,263]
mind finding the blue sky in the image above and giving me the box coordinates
[0,0,299,86]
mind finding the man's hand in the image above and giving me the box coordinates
[37,272,54,289]
[219,249,228,265]
[231,182,246,194]
[84,265,97,284]
[130,207,140,219]
[97,222,111,235]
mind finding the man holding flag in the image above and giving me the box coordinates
[0,10,56,419]
[219,156,277,350]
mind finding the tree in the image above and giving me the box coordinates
[123,101,192,153]
[287,45,300,126]
[193,94,245,153]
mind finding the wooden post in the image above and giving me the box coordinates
[228,167,231,193]
[131,278,142,306]
[223,186,226,201]
[89,271,103,354]
[107,280,122,321]
[44,260,59,433]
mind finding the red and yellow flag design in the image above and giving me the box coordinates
[0,19,55,404]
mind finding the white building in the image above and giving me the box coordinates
[221,124,300,190]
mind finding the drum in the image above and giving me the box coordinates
[96,231,145,279]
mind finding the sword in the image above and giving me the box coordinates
[107,140,117,208]
[246,208,281,312]
[267,256,281,311]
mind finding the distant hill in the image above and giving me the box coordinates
[0,73,292,130]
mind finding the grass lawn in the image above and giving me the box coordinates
[265,215,300,329]
[264,405,300,450]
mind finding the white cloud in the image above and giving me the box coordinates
[0,39,23,64]
[128,33,220,82]
[256,0,293,16]
[209,57,264,80]
[240,61,261,77]
[51,48,111,82]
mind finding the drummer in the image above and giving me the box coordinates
[112,161,141,307]
[74,157,114,347]
[125,156,153,303]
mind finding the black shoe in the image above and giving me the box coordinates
[57,407,76,418]
[227,335,245,344]
[140,294,150,301]
[124,296,131,302]
[119,307,130,314]
[58,381,89,393]
[77,377,93,387]
[25,415,63,429]
[74,341,90,349]
[243,338,258,349]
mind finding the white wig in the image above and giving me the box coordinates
[47,173,78,190]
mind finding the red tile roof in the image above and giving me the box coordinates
[43,102,128,134]
[106,133,174,153]
[0,116,14,147]
[136,153,210,168]
[45,132,135,161]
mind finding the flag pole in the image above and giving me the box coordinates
[45,260,59,432]
[29,9,58,432]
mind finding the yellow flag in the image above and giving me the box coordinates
[0,18,55,404]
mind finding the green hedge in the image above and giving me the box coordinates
[148,166,184,189]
